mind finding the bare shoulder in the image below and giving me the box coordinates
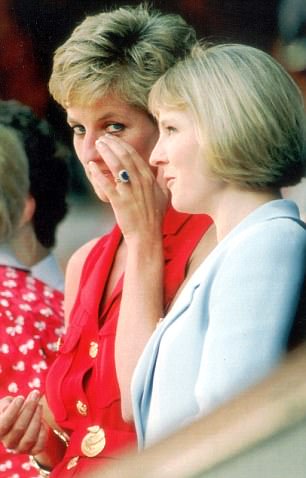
[64,237,100,326]
[66,237,101,275]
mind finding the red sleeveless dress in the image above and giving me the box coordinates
[45,208,213,476]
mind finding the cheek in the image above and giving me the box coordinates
[73,138,84,164]
[131,128,159,162]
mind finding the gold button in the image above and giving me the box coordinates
[66,456,79,470]
[56,337,62,352]
[81,425,106,457]
[76,400,88,416]
[89,341,98,358]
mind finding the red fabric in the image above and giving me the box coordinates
[45,208,213,476]
[0,266,64,478]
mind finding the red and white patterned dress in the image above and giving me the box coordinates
[0,265,64,478]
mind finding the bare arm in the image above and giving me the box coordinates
[64,237,100,328]
[88,135,167,421]
[116,231,164,421]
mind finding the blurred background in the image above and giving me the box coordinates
[0,0,305,268]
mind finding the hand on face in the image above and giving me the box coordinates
[0,391,48,455]
[89,134,168,241]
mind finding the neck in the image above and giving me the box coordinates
[9,223,50,268]
[214,186,281,242]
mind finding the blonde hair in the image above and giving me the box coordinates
[0,126,29,241]
[49,3,196,110]
[149,43,306,188]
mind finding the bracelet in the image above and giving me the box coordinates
[29,455,51,477]
[52,427,70,447]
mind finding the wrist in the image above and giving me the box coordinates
[29,455,51,477]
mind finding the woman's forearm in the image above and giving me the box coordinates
[115,238,164,421]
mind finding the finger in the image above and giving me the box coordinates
[95,137,136,180]
[88,160,116,202]
[96,136,153,183]
[17,404,46,454]
[0,396,14,414]
[98,134,148,171]
[0,396,24,438]
[95,137,156,211]
[30,421,49,455]
[2,391,40,449]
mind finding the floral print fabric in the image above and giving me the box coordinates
[0,266,64,478]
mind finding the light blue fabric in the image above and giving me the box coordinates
[132,200,306,448]
[31,254,64,292]
[0,245,64,292]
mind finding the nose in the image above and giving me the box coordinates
[76,132,101,166]
[149,139,167,167]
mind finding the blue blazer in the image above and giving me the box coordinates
[132,200,306,448]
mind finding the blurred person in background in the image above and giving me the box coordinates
[0,100,71,291]
[0,5,216,476]
[0,100,70,478]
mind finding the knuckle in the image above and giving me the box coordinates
[19,436,37,452]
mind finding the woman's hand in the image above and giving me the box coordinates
[88,134,168,241]
[0,391,48,455]
[91,136,168,420]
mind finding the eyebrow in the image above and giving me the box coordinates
[158,116,177,128]
[67,111,127,124]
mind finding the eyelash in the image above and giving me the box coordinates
[70,123,125,136]
[163,126,176,135]
[70,125,85,136]
[106,123,125,134]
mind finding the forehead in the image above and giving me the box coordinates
[158,107,193,125]
[66,94,149,122]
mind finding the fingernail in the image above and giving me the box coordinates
[95,137,106,146]
[28,390,40,401]
[14,396,25,406]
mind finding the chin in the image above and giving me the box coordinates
[171,197,201,214]
[171,199,190,213]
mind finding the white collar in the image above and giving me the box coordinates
[0,244,64,292]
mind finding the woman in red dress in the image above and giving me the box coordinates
[0,5,215,476]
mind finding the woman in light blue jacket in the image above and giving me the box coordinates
[124,43,306,448]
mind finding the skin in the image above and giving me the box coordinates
[64,95,168,320]
[0,97,217,461]
[150,109,225,216]
[67,95,160,202]
[150,107,280,242]
[0,94,168,463]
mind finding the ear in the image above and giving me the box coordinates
[19,194,36,227]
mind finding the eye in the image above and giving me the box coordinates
[105,123,125,134]
[69,124,85,136]
[165,126,177,135]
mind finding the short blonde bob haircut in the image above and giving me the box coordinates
[49,3,196,110]
[149,43,306,189]
[0,126,29,242]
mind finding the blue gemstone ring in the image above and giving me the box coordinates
[116,169,130,184]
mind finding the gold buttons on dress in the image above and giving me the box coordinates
[56,337,62,352]
[76,400,88,416]
[81,425,106,457]
[89,341,98,358]
[66,456,79,470]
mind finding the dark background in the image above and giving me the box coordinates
[0,0,282,194]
